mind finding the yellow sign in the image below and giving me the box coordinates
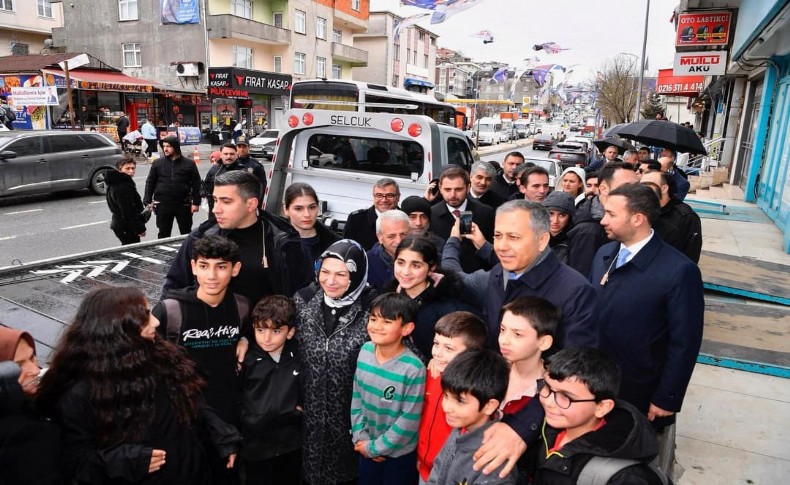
[522,96,531,105]
[521,108,530,113]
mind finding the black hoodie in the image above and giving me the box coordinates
[143,135,201,206]
[105,169,146,235]
[530,400,663,485]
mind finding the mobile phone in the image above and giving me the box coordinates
[430,178,440,196]
[459,211,473,235]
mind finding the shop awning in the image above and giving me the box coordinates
[404,78,434,89]
[42,68,163,93]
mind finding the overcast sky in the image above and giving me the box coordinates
[370,0,679,83]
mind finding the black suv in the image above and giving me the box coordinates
[0,131,120,197]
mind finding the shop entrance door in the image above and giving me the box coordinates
[239,108,251,137]
[736,80,763,190]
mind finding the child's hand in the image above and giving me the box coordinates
[235,338,249,371]
[225,453,236,469]
[353,440,369,456]
[427,359,441,379]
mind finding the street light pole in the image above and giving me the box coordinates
[635,0,651,122]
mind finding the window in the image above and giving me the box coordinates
[232,45,253,68]
[10,42,29,56]
[294,52,306,75]
[393,75,399,88]
[332,64,342,79]
[273,12,283,28]
[294,9,306,34]
[273,56,282,73]
[351,0,360,11]
[424,54,428,68]
[406,49,411,64]
[7,138,41,157]
[446,137,474,171]
[78,133,113,149]
[122,43,141,68]
[418,32,424,42]
[393,45,400,61]
[306,133,425,177]
[316,17,327,39]
[0,0,12,12]
[231,0,252,19]
[118,0,138,21]
[332,29,342,43]
[48,135,83,153]
[316,56,326,78]
[37,0,52,17]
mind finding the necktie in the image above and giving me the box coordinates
[509,272,519,280]
[615,248,631,268]
[452,209,461,218]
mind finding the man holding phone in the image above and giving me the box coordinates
[430,166,494,273]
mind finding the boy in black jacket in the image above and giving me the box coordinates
[105,154,147,244]
[240,295,302,485]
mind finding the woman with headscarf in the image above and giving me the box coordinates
[559,167,587,206]
[542,190,576,265]
[36,287,240,485]
[294,239,375,485]
[0,327,62,484]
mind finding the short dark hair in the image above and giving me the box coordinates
[251,295,296,329]
[504,151,525,163]
[221,142,237,151]
[502,296,559,338]
[598,161,636,186]
[441,350,510,410]
[608,183,660,226]
[643,169,676,196]
[638,147,650,154]
[434,311,487,351]
[639,160,662,172]
[369,292,419,325]
[439,165,470,186]
[394,235,439,268]
[214,170,260,201]
[192,235,241,263]
[544,347,621,401]
[115,154,136,169]
[519,165,549,186]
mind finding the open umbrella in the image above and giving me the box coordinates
[602,123,628,138]
[616,119,706,155]
[593,137,632,155]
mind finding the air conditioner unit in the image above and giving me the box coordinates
[176,62,200,77]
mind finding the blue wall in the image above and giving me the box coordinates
[732,0,786,60]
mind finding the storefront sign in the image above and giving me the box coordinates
[9,87,59,106]
[656,69,704,96]
[208,68,292,97]
[673,51,727,76]
[178,127,202,145]
[675,11,732,47]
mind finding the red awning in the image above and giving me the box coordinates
[655,69,704,97]
[42,68,162,93]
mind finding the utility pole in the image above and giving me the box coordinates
[635,0,651,122]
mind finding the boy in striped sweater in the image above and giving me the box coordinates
[351,292,426,484]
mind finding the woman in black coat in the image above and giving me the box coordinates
[282,182,340,272]
[106,154,147,245]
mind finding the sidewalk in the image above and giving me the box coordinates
[676,183,790,484]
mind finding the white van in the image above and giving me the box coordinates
[265,109,475,224]
[473,117,503,146]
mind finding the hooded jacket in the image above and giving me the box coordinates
[143,136,201,206]
[531,400,663,485]
[566,195,608,277]
[105,169,146,235]
[162,210,312,303]
[240,337,302,461]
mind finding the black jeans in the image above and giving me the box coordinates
[112,228,141,245]
[144,138,158,157]
[244,450,302,485]
[155,203,192,238]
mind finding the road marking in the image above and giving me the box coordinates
[3,209,43,216]
[61,220,109,230]
[88,200,106,204]
[0,235,17,241]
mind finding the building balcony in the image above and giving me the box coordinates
[331,42,368,66]
[208,14,290,45]
[333,9,368,33]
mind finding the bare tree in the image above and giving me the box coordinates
[594,55,640,124]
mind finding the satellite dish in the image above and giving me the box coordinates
[44,39,54,47]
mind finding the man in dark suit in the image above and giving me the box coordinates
[469,161,507,209]
[641,170,702,263]
[343,177,400,251]
[430,166,494,273]
[590,183,704,431]
[488,152,524,200]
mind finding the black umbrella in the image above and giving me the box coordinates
[602,123,628,137]
[616,119,707,155]
[593,137,632,155]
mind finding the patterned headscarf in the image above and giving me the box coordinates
[318,239,369,308]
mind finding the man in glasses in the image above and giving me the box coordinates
[529,348,666,484]
[343,178,401,251]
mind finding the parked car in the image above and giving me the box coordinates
[248,129,280,159]
[524,156,563,188]
[0,130,120,197]
[532,134,555,150]
[548,142,589,170]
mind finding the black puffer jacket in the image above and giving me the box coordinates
[143,136,201,206]
[105,170,146,235]
[566,196,607,277]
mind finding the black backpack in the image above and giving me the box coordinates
[577,457,671,485]
[2,105,15,123]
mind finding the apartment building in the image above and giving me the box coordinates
[0,0,63,57]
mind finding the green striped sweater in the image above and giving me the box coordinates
[351,341,426,458]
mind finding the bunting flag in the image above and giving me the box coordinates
[472,29,494,43]
[532,42,569,54]
[532,65,551,87]
[400,0,485,24]
[491,67,509,84]
[393,13,430,41]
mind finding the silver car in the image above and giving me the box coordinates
[0,130,120,197]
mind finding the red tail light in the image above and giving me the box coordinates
[288,115,299,128]
[407,123,422,137]
[302,113,314,125]
[391,119,404,132]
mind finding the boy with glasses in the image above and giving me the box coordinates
[530,347,665,485]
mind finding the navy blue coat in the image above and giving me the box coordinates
[590,235,704,425]
[366,243,394,291]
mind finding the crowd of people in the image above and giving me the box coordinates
[1,143,705,485]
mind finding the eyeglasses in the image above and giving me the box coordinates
[374,193,398,200]
[537,380,598,409]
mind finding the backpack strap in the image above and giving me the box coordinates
[578,456,671,485]
[233,293,250,323]
[161,299,183,344]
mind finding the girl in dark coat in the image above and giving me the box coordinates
[36,287,240,485]
[283,182,340,270]
[294,240,375,485]
[385,235,476,360]
[105,155,147,245]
